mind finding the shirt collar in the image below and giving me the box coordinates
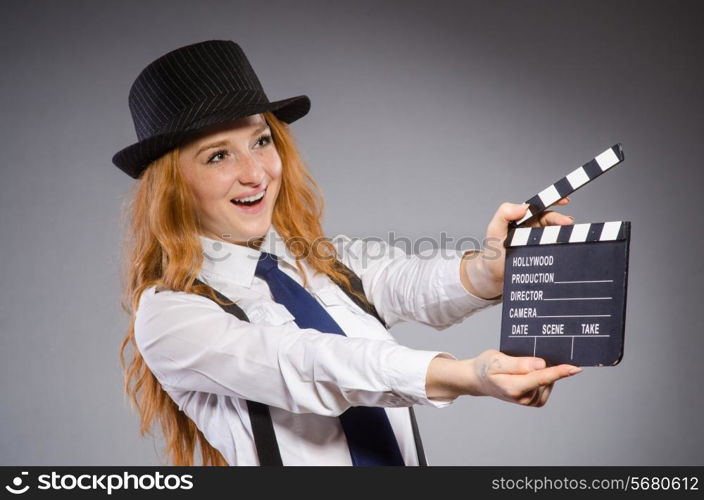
[199,225,298,288]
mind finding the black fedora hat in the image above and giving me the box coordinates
[112,40,310,179]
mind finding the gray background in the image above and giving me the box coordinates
[1,0,702,465]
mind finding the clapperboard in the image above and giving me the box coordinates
[500,144,630,366]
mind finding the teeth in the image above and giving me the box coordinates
[233,190,265,203]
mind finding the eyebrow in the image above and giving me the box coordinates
[195,122,271,157]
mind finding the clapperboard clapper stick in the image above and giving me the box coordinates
[510,143,624,229]
[500,144,631,366]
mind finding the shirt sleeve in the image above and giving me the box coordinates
[134,287,457,417]
[332,234,502,330]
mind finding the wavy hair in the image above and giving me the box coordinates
[118,111,369,465]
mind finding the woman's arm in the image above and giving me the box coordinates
[134,287,453,416]
[135,287,577,415]
[333,235,501,331]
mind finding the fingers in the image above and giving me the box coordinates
[478,350,580,407]
[537,383,554,407]
[521,387,543,406]
[528,383,554,407]
[487,198,572,234]
[485,352,547,375]
[486,202,530,240]
[530,210,574,228]
[514,364,581,395]
[525,196,572,227]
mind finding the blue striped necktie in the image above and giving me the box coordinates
[254,251,405,466]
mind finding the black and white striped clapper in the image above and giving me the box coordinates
[511,144,625,228]
[500,221,630,366]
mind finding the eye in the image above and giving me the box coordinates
[206,149,229,164]
[255,133,272,148]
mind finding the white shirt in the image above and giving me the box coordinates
[134,225,500,465]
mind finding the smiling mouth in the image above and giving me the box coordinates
[231,188,266,207]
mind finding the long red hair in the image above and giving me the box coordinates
[118,111,368,465]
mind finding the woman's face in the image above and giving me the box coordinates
[179,113,282,247]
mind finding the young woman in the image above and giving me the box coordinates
[114,40,579,466]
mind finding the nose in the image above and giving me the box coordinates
[238,151,265,185]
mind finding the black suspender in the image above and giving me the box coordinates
[191,278,285,466]
[408,406,427,466]
[245,400,283,466]
[191,259,428,466]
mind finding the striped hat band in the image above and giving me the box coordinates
[112,40,310,179]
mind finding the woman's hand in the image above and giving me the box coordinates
[460,198,573,299]
[467,349,580,406]
[425,350,581,407]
